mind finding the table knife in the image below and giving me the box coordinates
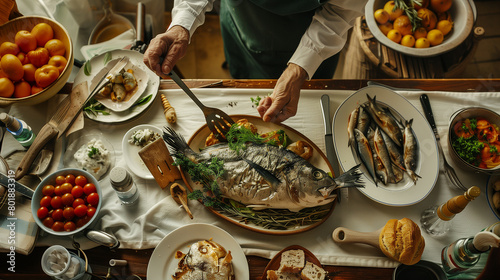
[320,94,341,177]
[15,57,129,180]
[0,172,33,199]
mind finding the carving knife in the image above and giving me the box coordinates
[15,56,129,180]
[0,172,33,199]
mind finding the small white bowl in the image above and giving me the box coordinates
[365,0,474,57]
[122,124,163,179]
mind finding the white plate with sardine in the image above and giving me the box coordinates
[147,223,249,280]
[165,115,363,235]
[333,86,439,206]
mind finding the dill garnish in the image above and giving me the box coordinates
[88,146,101,158]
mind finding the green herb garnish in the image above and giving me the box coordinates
[83,98,110,117]
[130,94,152,109]
[250,96,262,108]
[83,61,92,76]
[88,146,101,158]
[452,136,484,166]
[103,52,112,65]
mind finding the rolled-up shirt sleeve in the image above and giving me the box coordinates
[289,0,368,79]
[168,0,215,40]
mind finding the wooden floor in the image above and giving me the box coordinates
[172,0,500,79]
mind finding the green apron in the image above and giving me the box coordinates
[220,0,339,79]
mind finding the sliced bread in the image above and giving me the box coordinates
[278,249,305,274]
[267,270,302,280]
[300,261,326,280]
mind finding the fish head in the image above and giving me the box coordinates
[287,164,337,208]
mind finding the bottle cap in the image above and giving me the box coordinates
[109,167,130,188]
[0,113,21,133]
[473,231,500,252]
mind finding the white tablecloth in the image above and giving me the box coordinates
[3,87,499,268]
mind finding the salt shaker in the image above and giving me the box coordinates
[109,167,139,205]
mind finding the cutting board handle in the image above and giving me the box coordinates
[0,0,23,25]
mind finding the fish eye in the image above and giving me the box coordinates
[313,170,323,180]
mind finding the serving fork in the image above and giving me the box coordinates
[420,94,468,192]
[168,70,235,136]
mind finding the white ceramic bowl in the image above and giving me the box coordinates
[31,168,102,236]
[365,0,474,57]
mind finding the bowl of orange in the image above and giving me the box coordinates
[0,16,73,107]
[365,0,474,57]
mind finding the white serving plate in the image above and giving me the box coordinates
[333,85,439,206]
[147,223,249,280]
[122,124,163,179]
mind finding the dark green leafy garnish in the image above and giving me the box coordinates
[83,61,92,76]
[130,94,152,109]
[103,52,112,65]
[88,146,101,158]
[452,135,483,166]
[83,98,110,116]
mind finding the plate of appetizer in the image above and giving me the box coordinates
[73,49,160,123]
[262,245,327,280]
[147,223,249,280]
[333,85,439,206]
[122,124,163,179]
[165,115,363,235]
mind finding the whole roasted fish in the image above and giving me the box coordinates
[374,127,396,184]
[365,94,404,147]
[403,119,420,183]
[164,128,363,212]
[347,106,360,147]
[354,128,377,186]
[356,105,371,135]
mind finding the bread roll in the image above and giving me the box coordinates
[379,218,425,265]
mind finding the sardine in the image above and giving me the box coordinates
[122,71,137,91]
[403,119,420,183]
[354,128,377,186]
[374,127,396,184]
[347,106,359,147]
[380,129,406,171]
[164,127,363,212]
[367,128,388,185]
[365,94,404,147]
[356,106,371,135]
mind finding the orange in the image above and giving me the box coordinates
[31,85,43,95]
[384,1,404,21]
[14,30,37,53]
[22,63,37,82]
[0,42,20,56]
[0,64,6,78]
[13,81,31,98]
[401,35,416,47]
[48,55,67,73]
[387,29,402,43]
[44,39,66,57]
[418,8,438,31]
[1,54,24,81]
[393,15,413,36]
[17,52,30,64]
[427,29,444,46]
[415,37,431,48]
[31,23,54,47]
[413,27,428,39]
[430,0,452,13]
[437,11,452,21]
[374,9,390,25]
[379,22,393,35]
[0,77,15,97]
[437,19,453,36]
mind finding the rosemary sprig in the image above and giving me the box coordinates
[394,0,422,32]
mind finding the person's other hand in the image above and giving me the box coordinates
[143,25,189,79]
[257,63,307,123]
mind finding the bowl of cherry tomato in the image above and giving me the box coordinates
[448,107,500,175]
[31,168,101,236]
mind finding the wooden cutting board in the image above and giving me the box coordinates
[138,138,181,189]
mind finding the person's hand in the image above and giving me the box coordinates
[257,63,308,123]
[143,25,189,79]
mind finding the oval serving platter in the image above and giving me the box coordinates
[333,85,439,206]
[179,115,337,235]
[261,245,324,280]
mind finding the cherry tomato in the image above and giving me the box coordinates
[76,216,91,228]
[37,207,49,219]
[42,217,54,228]
[64,221,76,232]
[51,221,64,232]
[71,185,84,198]
[61,193,74,206]
[74,204,88,218]
[55,175,66,185]
[83,183,96,195]
[72,198,85,208]
[40,195,52,208]
[87,206,97,219]
[51,208,64,221]
[60,182,73,194]
[50,196,63,209]
[41,185,55,196]
[65,174,76,185]
[54,185,63,196]
[63,207,75,220]
[75,175,88,187]
[86,193,99,207]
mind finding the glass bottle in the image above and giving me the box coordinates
[0,112,36,148]
[441,231,500,276]
[420,186,480,236]
[109,167,139,205]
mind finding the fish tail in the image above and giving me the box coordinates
[334,164,364,188]
[162,126,192,155]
